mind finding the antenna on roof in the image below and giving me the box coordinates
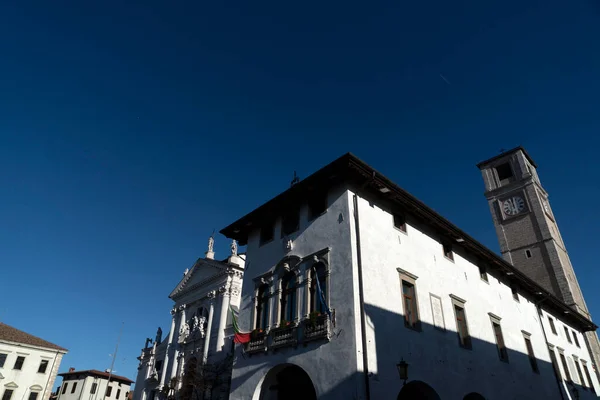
[103,322,124,399]
[291,171,300,187]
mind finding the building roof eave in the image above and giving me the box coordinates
[220,152,595,332]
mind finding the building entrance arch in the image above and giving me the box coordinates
[397,380,441,400]
[463,393,485,400]
[256,364,316,400]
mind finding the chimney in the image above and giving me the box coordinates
[69,368,75,373]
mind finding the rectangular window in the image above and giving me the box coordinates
[38,360,49,374]
[564,327,572,344]
[574,359,586,390]
[308,194,327,220]
[71,382,77,394]
[2,390,14,400]
[401,281,419,330]
[28,393,38,400]
[0,354,6,368]
[13,356,25,370]
[490,316,508,362]
[443,243,454,261]
[91,383,98,395]
[583,363,596,394]
[106,387,113,397]
[559,352,572,382]
[451,296,471,349]
[511,284,519,302]
[524,335,539,373]
[479,264,488,282]
[525,249,532,258]
[548,317,557,335]
[393,213,407,232]
[572,330,580,348]
[62,384,68,395]
[117,390,121,400]
[259,223,274,245]
[281,210,299,237]
[549,347,561,379]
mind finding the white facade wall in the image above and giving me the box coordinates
[229,186,362,400]
[540,309,600,395]
[228,186,600,400]
[57,375,131,400]
[0,342,65,400]
[230,189,364,400]
[352,191,598,399]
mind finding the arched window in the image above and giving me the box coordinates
[310,263,328,314]
[280,272,297,323]
[255,284,270,330]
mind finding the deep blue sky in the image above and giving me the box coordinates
[2,0,600,387]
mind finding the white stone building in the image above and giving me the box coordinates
[133,240,244,400]
[55,369,133,400]
[220,151,600,400]
[0,323,68,400]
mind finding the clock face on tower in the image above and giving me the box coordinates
[502,196,525,216]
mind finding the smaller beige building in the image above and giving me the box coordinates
[0,323,68,400]
[56,369,133,400]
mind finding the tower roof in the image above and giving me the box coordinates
[476,146,537,169]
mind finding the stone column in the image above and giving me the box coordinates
[214,278,232,354]
[203,291,216,364]
[158,308,178,389]
[169,308,182,383]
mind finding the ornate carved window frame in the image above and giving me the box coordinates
[305,253,331,318]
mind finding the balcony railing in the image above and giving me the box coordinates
[270,324,298,350]
[245,331,267,354]
[303,314,331,342]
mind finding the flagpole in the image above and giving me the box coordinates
[103,322,124,400]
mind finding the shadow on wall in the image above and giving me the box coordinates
[233,302,595,400]
[359,303,592,400]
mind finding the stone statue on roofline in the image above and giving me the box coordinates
[156,327,162,344]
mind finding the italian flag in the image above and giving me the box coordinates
[230,305,251,344]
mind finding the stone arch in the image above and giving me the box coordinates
[397,380,441,400]
[464,393,485,400]
[275,256,302,277]
[255,363,317,400]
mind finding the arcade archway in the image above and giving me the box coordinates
[258,364,317,400]
[397,380,441,400]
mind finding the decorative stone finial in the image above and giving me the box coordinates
[206,235,215,260]
[230,239,238,256]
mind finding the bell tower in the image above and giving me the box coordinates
[477,146,600,373]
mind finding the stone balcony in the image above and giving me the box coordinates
[270,324,298,350]
[302,314,331,342]
[245,331,268,354]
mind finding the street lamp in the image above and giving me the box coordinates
[396,359,409,386]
